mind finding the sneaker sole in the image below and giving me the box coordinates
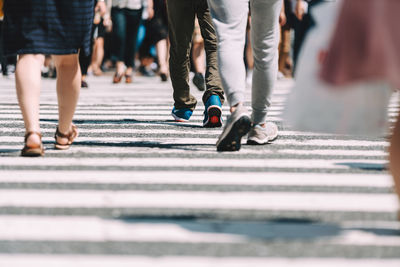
[247,135,278,145]
[203,106,222,128]
[171,112,190,122]
[216,115,252,152]
[247,131,279,145]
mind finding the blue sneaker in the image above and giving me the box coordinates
[203,95,222,128]
[171,107,193,122]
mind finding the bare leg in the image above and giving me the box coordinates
[192,17,206,74]
[116,61,125,76]
[245,16,254,70]
[91,37,105,75]
[192,40,206,74]
[15,54,45,147]
[156,38,169,75]
[389,111,400,205]
[125,66,133,76]
[53,54,81,145]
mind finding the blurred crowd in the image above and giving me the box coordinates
[0,0,316,88]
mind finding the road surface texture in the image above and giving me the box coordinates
[0,74,399,266]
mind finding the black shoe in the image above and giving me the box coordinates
[193,72,205,91]
[138,66,155,77]
[81,80,89,88]
[160,73,168,82]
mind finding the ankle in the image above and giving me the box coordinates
[26,132,42,147]
[257,123,267,128]
[230,103,243,113]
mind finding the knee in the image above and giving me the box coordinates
[54,55,79,70]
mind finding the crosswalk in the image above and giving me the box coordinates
[0,74,399,266]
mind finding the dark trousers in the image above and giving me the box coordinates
[167,0,224,110]
[79,23,95,76]
[111,7,142,68]
[292,0,322,73]
[0,20,16,75]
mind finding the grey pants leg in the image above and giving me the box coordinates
[207,0,281,124]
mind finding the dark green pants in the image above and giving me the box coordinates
[167,0,224,110]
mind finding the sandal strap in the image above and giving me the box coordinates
[24,131,42,143]
[55,125,78,142]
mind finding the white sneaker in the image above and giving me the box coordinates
[216,105,252,152]
[247,122,278,145]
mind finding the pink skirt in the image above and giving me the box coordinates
[320,0,400,89]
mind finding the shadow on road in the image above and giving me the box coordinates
[117,216,400,240]
[40,118,204,128]
[336,162,387,171]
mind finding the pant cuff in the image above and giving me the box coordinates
[252,109,268,125]
[227,92,245,108]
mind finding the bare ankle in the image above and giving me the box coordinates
[230,103,243,113]
[26,132,41,147]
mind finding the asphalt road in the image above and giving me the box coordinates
[0,74,399,266]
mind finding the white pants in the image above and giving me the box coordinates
[207,0,282,124]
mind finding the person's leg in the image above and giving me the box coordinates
[279,24,293,78]
[111,8,127,79]
[192,18,206,74]
[250,0,281,126]
[124,8,142,77]
[167,0,197,111]
[91,37,105,75]
[15,54,45,147]
[244,0,281,146]
[191,17,206,92]
[52,54,81,145]
[79,48,91,88]
[196,0,224,105]
[293,14,310,72]
[207,0,248,110]
[0,20,5,75]
[156,38,169,76]
[208,0,251,150]
[389,111,400,212]
[245,15,254,85]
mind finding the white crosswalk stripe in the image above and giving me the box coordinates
[0,75,399,265]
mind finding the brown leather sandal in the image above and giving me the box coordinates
[125,74,133,84]
[113,72,123,84]
[54,124,78,150]
[21,132,44,157]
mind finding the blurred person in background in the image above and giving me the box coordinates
[2,0,104,156]
[80,0,108,88]
[0,0,16,77]
[245,14,254,86]
[320,0,400,218]
[208,0,282,151]
[89,0,112,77]
[278,0,293,78]
[167,0,225,128]
[191,17,206,91]
[111,0,154,84]
[139,0,168,81]
[292,0,322,71]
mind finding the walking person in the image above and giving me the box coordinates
[2,0,103,156]
[320,0,400,218]
[140,0,169,82]
[80,0,109,88]
[111,0,153,84]
[167,0,225,127]
[207,0,282,151]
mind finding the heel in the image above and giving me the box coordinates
[21,132,44,157]
[54,125,78,150]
